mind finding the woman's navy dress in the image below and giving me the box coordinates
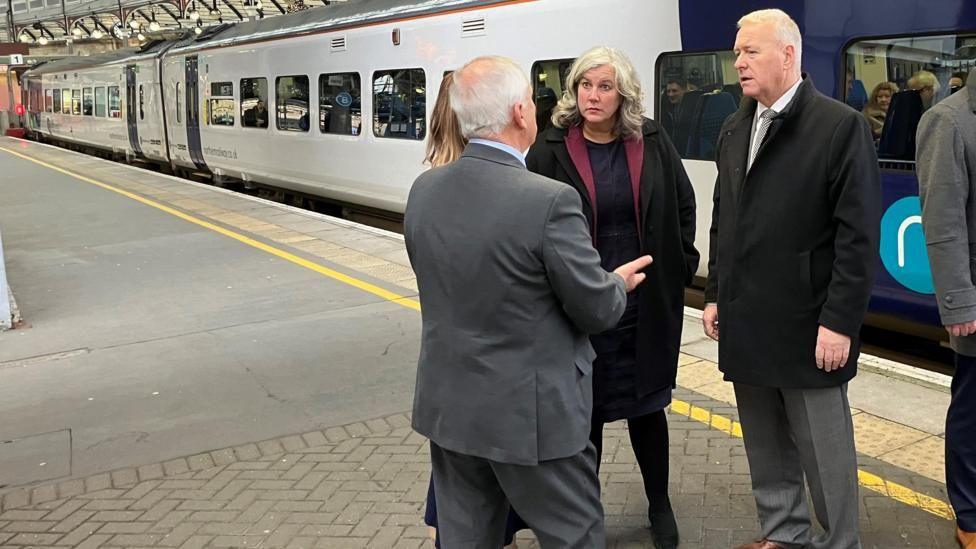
[586,138,672,422]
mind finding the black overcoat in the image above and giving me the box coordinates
[705,76,882,388]
[526,118,699,396]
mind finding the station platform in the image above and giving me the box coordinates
[0,136,959,548]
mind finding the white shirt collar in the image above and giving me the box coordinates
[755,77,803,120]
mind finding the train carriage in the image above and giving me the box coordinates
[19,0,976,339]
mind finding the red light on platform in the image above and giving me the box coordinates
[14,104,25,116]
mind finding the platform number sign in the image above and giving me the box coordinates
[879,196,935,294]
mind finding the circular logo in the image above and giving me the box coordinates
[879,196,934,294]
[335,92,353,108]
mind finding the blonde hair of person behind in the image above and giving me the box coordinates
[551,46,646,139]
[908,70,939,92]
[737,9,803,66]
[425,73,467,167]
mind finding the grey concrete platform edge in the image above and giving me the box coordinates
[0,411,414,514]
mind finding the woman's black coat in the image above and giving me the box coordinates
[526,118,699,396]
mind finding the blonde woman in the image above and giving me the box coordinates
[527,46,698,549]
[421,72,527,549]
[863,81,898,140]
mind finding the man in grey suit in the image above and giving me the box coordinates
[405,56,651,548]
[917,66,976,549]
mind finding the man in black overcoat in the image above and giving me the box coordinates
[702,9,881,549]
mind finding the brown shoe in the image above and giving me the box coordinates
[734,541,786,549]
[959,528,976,548]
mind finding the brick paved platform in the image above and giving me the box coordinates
[0,383,957,549]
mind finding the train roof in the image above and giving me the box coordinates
[169,0,511,54]
[24,40,174,76]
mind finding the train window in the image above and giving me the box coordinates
[319,72,361,135]
[139,85,145,120]
[276,75,309,132]
[208,81,235,126]
[372,68,426,140]
[845,33,976,167]
[71,90,81,116]
[53,89,61,113]
[531,59,573,132]
[62,90,72,115]
[44,89,52,113]
[83,88,93,116]
[656,50,741,161]
[94,87,106,117]
[240,77,268,129]
[108,86,121,119]
[175,82,182,124]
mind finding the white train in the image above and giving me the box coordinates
[22,0,976,337]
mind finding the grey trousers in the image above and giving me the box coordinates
[733,383,861,549]
[429,441,604,549]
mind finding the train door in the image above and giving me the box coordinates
[184,56,207,170]
[125,65,143,157]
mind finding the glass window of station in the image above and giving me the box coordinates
[108,86,121,118]
[83,87,93,116]
[372,69,426,140]
[276,75,310,132]
[209,81,235,126]
[95,87,106,117]
[844,33,976,166]
[531,59,573,133]
[656,51,741,161]
[319,72,361,135]
[241,78,268,128]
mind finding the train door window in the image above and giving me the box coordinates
[82,87,94,116]
[276,75,309,132]
[319,72,361,135]
[845,33,976,167]
[372,68,426,140]
[62,90,72,114]
[108,86,121,118]
[71,90,81,115]
[531,59,573,132]
[240,77,268,128]
[94,87,106,117]
[138,84,145,120]
[45,89,53,112]
[656,50,740,161]
[175,82,182,124]
[209,81,235,126]
[53,89,61,113]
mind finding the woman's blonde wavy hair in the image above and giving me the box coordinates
[551,46,646,139]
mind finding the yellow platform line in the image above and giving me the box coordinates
[668,399,956,521]
[2,144,954,522]
[0,146,420,312]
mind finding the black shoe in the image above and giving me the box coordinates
[648,506,679,549]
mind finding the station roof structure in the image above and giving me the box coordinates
[1,0,347,47]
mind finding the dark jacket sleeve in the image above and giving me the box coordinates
[819,112,882,337]
[704,127,724,303]
[542,185,627,333]
[658,135,699,286]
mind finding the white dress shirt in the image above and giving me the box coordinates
[748,78,803,167]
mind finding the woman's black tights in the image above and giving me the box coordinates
[589,409,671,511]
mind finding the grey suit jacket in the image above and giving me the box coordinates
[404,143,627,466]
[917,68,976,356]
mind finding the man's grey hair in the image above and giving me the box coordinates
[738,9,803,67]
[449,56,531,139]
